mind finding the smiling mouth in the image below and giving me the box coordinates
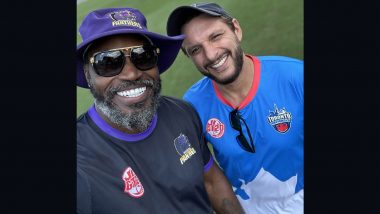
[116,87,146,98]
[209,54,228,69]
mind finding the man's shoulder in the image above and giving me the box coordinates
[258,55,303,64]
[258,56,303,81]
[77,112,91,129]
[77,113,86,123]
[183,77,213,101]
[159,96,194,111]
[158,96,199,121]
[76,113,99,145]
[159,95,187,105]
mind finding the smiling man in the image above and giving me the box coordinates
[167,2,304,214]
[84,34,162,134]
[76,7,244,214]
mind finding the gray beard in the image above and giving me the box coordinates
[89,79,161,133]
[95,98,158,133]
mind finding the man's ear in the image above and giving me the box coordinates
[83,65,91,88]
[232,18,243,42]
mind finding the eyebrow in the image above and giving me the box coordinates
[185,29,225,53]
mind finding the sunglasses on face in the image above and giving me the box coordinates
[89,44,160,77]
[229,109,256,153]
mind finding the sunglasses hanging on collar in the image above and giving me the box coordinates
[229,108,255,153]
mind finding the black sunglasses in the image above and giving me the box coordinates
[89,44,160,77]
[229,109,255,153]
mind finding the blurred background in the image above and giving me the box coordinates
[77,0,303,117]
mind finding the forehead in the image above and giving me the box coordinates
[89,34,149,54]
[181,14,228,44]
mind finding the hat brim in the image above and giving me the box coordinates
[77,29,184,88]
[166,6,221,36]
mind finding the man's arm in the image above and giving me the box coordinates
[204,163,245,214]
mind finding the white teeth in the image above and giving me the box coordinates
[117,87,146,98]
[210,55,227,69]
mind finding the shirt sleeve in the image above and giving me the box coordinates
[179,98,214,172]
[192,103,214,172]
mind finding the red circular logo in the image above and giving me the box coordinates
[206,118,225,138]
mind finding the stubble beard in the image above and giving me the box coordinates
[198,45,244,85]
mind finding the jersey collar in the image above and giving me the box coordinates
[212,55,261,109]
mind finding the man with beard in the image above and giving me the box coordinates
[167,3,304,213]
[76,7,244,214]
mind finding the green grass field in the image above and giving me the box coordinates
[77,0,303,117]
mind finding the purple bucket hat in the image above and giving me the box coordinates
[77,7,185,88]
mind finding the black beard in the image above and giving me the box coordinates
[89,78,161,133]
[200,45,244,85]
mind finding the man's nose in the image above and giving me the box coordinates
[117,57,143,81]
[203,42,218,61]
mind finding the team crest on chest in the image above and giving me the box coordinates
[267,104,292,133]
[206,118,225,138]
[174,133,197,165]
[122,167,144,198]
